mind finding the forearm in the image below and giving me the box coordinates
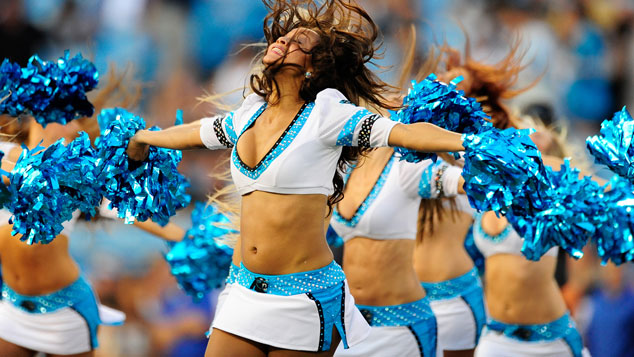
[133,220,185,242]
[388,123,464,153]
[133,121,205,150]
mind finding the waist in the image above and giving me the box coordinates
[420,267,482,301]
[487,313,580,342]
[356,297,435,327]
[1,276,96,314]
[235,260,346,296]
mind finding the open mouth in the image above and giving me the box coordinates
[271,46,285,56]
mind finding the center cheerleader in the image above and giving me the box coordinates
[330,148,462,357]
[126,1,467,355]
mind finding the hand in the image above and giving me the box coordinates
[127,131,150,161]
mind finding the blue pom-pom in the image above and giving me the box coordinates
[586,107,634,181]
[506,159,600,260]
[165,202,236,301]
[95,108,191,225]
[5,132,101,244]
[393,74,492,163]
[591,176,634,265]
[0,51,99,126]
[326,225,344,248]
[461,128,550,215]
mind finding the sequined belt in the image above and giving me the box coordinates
[1,276,96,314]
[487,313,584,357]
[226,263,239,285]
[420,267,482,301]
[236,261,346,296]
[356,297,435,327]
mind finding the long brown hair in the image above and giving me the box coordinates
[417,39,538,240]
[250,0,400,212]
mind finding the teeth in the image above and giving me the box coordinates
[272,48,284,56]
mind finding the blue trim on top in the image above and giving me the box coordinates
[336,108,372,146]
[333,155,395,227]
[474,213,512,243]
[418,161,435,198]
[224,112,237,144]
[232,102,314,180]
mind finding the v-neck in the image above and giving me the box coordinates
[333,154,395,227]
[232,101,314,179]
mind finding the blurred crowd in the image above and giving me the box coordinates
[1,0,634,356]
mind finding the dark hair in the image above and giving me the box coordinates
[250,0,400,212]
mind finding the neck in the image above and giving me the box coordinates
[269,71,305,107]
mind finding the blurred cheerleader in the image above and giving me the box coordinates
[126,1,468,355]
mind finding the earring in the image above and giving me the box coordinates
[305,71,312,79]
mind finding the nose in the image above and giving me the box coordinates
[276,36,288,45]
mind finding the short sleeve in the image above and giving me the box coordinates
[0,141,18,155]
[315,89,398,148]
[416,159,462,198]
[199,112,237,150]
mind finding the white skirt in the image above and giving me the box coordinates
[475,329,592,357]
[212,281,369,351]
[334,325,422,357]
[0,300,92,355]
[430,297,479,352]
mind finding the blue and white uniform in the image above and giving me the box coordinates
[416,160,487,354]
[330,157,461,357]
[199,88,398,352]
[472,214,590,357]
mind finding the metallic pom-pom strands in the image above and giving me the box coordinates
[393,74,491,163]
[461,128,550,216]
[586,107,634,181]
[0,51,98,126]
[95,108,191,226]
[165,202,235,301]
[5,133,101,244]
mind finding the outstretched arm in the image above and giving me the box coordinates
[127,120,205,161]
[388,123,464,153]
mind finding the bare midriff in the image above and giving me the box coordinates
[414,211,474,282]
[485,254,567,324]
[344,237,425,306]
[239,191,334,275]
[0,225,80,295]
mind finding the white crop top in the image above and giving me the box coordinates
[330,157,463,242]
[199,89,398,196]
[472,213,558,258]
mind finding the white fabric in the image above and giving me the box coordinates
[475,329,591,357]
[334,325,420,357]
[444,195,476,215]
[211,282,370,351]
[430,296,478,353]
[199,89,398,196]
[473,214,558,258]
[98,304,126,326]
[0,141,17,156]
[0,300,92,354]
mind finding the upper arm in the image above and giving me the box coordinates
[199,112,238,150]
[410,159,463,198]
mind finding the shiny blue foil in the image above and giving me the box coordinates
[165,202,235,301]
[95,108,191,226]
[5,132,101,244]
[507,160,600,261]
[592,176,634,265]
[393,74,492,162]
[461,127,550,216]
[586,107,634,181]
[0,51,98,126]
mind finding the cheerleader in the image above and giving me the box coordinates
[413,43,533,357]
[126,1,467,354]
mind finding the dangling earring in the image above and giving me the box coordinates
[305,71,312,79]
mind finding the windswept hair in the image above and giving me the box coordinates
[251,0,400,212]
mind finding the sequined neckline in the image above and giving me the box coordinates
[474,213,512,243]
[333,155,395,227]
[232,101,314,179]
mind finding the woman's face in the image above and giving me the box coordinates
[263,27,320,71]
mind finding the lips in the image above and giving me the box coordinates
[270,45,285,56]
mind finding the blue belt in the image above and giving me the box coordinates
[420,267,486,345]
[226,263,239,285]
[236,261,346,296]
[356,298,437,357]
[487,313,583,357]
[1,276,101,349]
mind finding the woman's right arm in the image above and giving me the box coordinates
[127,120,205,161]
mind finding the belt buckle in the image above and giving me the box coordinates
[359,309,373,325]
[250,277,269,293]
[512,327,532,340]
[20,300,37,312]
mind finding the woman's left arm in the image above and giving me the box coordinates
[388,123,464,153]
